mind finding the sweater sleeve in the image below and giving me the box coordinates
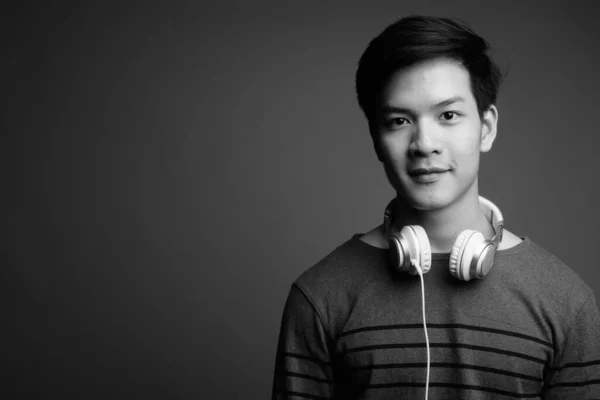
[543,293,600,398]
[272,284,335,400]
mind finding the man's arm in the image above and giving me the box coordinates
[543,293,600,398]
[272,284,335,400]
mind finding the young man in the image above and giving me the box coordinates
[272,16,600,399]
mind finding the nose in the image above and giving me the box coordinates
[408,120,442,157]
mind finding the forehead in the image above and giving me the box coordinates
[379,58,475,109]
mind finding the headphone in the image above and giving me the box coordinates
[384,196,504,281]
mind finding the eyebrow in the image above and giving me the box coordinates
[380,96,466,114]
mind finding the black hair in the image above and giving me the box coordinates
[355,15,503,125]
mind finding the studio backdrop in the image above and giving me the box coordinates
[4,1,599,399]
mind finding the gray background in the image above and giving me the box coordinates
[4,1,600,399]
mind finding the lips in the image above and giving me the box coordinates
[408,167,450,184]
[408,167,450,176]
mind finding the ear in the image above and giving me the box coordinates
[480,105,498,153]
[369,121,384,162]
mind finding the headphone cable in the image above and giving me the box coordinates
[412,260,430,400]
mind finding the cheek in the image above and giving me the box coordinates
[455,126,483,157]
[379,135,409,160]
[446,137,481,171]
[455,147,482,174]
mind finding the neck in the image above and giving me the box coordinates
[390,191,495,253]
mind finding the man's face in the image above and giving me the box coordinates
[371,57,497,211]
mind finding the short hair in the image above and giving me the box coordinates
[355,15,503,125]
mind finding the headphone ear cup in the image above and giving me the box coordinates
[399,225,432,275]
[449,230,485,281]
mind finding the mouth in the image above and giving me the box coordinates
[408,167,450,183]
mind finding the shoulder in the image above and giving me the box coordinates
[498,237,593,308]
[530,240,590,291]
[295,234,385,297]
[291,235,389,337]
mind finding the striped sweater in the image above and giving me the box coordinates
[272,234,600,399]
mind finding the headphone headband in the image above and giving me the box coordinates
[478,196,504,248]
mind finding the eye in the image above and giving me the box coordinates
[441,111,459,121]
[388,117,409,127]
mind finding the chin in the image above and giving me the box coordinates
[403,193,453,211]
[396,179,458,211]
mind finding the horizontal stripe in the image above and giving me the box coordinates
[280,390,331,400]
[351,362,542,382]
[283,352,332,367]
[550,360,600,371]
[546,379,600,389]
[362,381,540,398]
[340,323,551,348]
[284,371,333,384]
[343,342,546,364]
